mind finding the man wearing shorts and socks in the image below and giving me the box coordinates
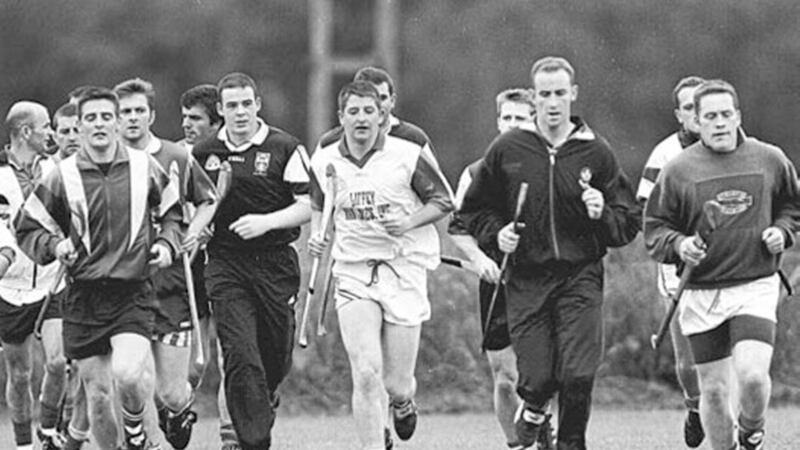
[1,101,68,450]
[309,81,454,450]
[51,101,93,450]
[179,84,240,449]
[459,57,641,450]
[645,79,800,450]
[193,72,311,450]
[15,87,183,450]
[450,88,555,449]
[637,75,706,448]
[114,78,218,449]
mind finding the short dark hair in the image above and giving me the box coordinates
[353,66,395,96]
[181,84,222,125]
[53,103,78,127]
[337,81,380,112]
[530,56,576,86]
[217,72,259,99]
[672,76,705,109]
[113,78,156,110]
[495,88,534,115]
[693,79,739,114]
[76,87,119,118]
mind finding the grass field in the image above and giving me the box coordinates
[2,408,800,449]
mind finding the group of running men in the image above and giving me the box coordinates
[0,55,796,450]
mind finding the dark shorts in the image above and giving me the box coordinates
[478,280,511,351]
[688,315,776,364]
[63,279,155,360]
[152,263,192,337]
[0,291,63,344]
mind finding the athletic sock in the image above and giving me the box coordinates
[220,422,238,446]
[738,414,765,433]
[12,420,32,447]
[40,399,61,430]
[685,396,700,412]
[122,406,146,444]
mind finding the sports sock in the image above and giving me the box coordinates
[40,399,61,432]
[122,405,146,443]
[685,396,700,412]
[13,420,32,446]
[738,414,765,433]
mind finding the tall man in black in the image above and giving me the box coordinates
[192,72,311,450]
[459,57,640,450]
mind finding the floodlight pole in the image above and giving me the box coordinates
[307,0,398,147]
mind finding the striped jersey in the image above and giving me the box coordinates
[309,129,454,270]
[0,149,63,305]
[637,130,696,296]
[192,119,310,253]
[14,144,183,281]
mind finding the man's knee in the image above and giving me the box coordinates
[44,354,68,377]
[352,362,383,394]
[112,358,152,391]
[738,366,770,395]
[84,381,114,413]
[700,376,730,409]
[490,360,518,395]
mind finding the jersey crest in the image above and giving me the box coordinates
[254,152,271,176]
[205,154,221,171]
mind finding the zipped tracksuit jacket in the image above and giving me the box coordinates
[459,118,640,450]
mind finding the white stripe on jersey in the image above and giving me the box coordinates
[636,133,683,200]
[128,150,150,251]
[61,157,92,254]
[454,166,473,210]
[284,145,311,184]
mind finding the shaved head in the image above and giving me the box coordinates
[5,101,49,139]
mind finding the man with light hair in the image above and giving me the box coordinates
[1,101,67,450]
[449,87,556,449]
[459,56,641,449]
[114,77,218,450]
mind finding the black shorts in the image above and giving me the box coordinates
[688,315,776,364]
[478,280,511,351]
[152,263,192,337]
[0,291,63,344]
[63,279,156,360]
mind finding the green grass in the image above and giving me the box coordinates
[3,408,800,449]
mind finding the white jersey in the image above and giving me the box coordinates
[309,133,454,270]
[0,155,64,306]
[638,132,684,296]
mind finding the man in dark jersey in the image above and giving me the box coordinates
[645,79,800,450]
[192,72,311,450]
[459,57,641,450]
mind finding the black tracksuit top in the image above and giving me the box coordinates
[459,118,641,271]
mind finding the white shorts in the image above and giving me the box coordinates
[679,274,779,336]
[333,259,431,327]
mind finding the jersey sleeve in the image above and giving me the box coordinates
[283,144,311,204]
[185,155,218,207]
[13,169,68,265]
[410,148,454,213]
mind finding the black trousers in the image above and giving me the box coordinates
[206,246,298,450]
[506,260,604,450]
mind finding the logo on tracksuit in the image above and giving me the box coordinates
[254,152,271,176]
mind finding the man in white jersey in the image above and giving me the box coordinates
[1,101,68,450]
[637,75,706,449]
[308,81,454,450]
